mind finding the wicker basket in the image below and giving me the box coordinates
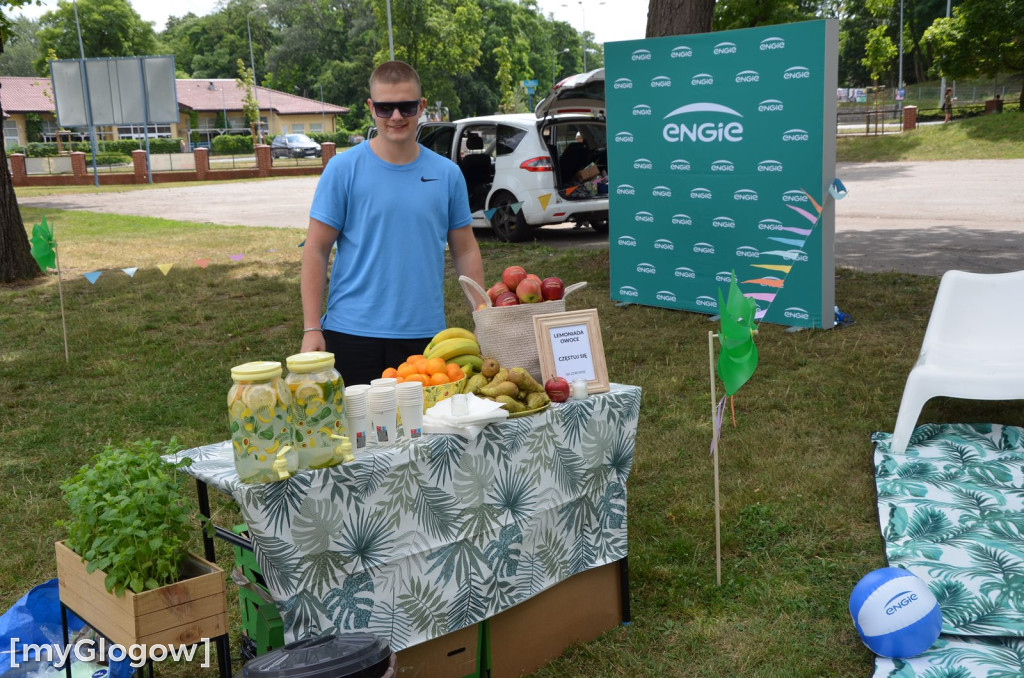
[459,275,586,381]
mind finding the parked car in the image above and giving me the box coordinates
[364,70,608,242]
[270,133,322,158]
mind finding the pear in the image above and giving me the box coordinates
[508,367,545,393]
[525,391,550,410]
[496,395,526,413]
[479,380,519,399]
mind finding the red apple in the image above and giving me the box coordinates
[502,266,527,291]
[540,277,565,301]
[516,278,542,303]
[487,281,510,303]
[545,377,571,403]
[494,291,520,307]
[524,273,542,286]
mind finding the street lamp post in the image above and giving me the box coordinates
[247,4,268,138]
[562,1,604,72]
[939,0,951,109]
[897,0,904,91]
[72,0,99,186]
[553,47,570,86]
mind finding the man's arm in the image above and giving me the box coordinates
[300,217,339,352]
[448,224,484,290]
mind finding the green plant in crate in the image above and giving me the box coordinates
[58,438,201,596]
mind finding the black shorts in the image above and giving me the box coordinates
[323,330,432,387]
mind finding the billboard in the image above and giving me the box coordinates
[50,55,178,128]
[605,20,838,328]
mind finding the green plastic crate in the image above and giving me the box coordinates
[232,525,285,658]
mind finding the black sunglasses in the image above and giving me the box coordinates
[371,100,421,118]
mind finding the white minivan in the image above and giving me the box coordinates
[417,69,608,242]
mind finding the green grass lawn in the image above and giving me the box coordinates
[5,209,1024,676]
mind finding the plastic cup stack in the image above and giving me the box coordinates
[368,385,398,445]
[343,385,371,450]
[396,382,425,438]
[370,377,398,388]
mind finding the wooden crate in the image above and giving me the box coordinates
[55,540,228,651]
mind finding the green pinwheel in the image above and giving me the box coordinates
[717,274,758,396]
[30,216,57,272]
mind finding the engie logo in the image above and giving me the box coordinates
[713,41,737,55]
[783,128,809,142]
[633,104,653,116]
[767,249,809,262]
[617,235,637,247]
[691,73,714,86]
[670,45,693,58]
[784,66,811,80]
[783,190,809,203]
[675,267,696,279]
[885,592,919,616]
[654,239,674,251]
[619,285,639,298]
[651,76,672,88]
[735,70,760,83]
[631,49,652,62]
[784,306,810,320]
[758,99,784,112]
[758,159,784,173]
[736,246,760,258]
[760,36,785,51]
[614,131,634,143]
[663,103,744,143]
[690,187,712,200]
[695,295,718,309]
[712,216,736,229]
[715,271,733,283]
[652,185,672,198]
[711,159,734,172]
[616,183,636,195]
[693,242,715,254]
[758,218,784,231]
[672,213,693,226]
[613,77,633,90]
[633,158,654,170]
[636,262,657,274]
[635,211,655,223]
[670,159,691,171]
[734,189,759,201]
[656,290,677,302]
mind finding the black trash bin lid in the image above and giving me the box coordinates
[242,633,391,678]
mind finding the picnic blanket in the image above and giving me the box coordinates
[871,424,1024,677]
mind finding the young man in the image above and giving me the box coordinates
[300,61,484,386]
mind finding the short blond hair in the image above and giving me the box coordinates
[370,61,421,97]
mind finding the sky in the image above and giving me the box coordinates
[16,0,650,47]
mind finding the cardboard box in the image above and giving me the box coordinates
[396,623,482,678]
[573,163,600,182]
[486,561,624,678]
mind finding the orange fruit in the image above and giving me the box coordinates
[407,354,425,363]
[405,373,429,385]
[425,357,447,375]
[446,363,465,382]
[395,377,406,383]
[396,362,417,379]
[381,367,398,379]
[429,373,450,385]
[414,358,430,375]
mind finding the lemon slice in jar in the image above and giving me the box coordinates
[244,384,277,410]
[294,383,324,403]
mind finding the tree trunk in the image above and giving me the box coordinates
[646,0,716,38]
[0,77,42,284]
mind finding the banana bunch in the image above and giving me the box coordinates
[424,327,483,375]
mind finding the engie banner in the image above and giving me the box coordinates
[605,20,838,328]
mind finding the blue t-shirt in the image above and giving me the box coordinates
[309,142,473,338]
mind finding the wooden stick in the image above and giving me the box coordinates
[731,395,737,428]
[52,219,69,363]
[708,330,721,587]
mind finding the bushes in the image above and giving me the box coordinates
[210,134,253,155]
[88,152,131,166]
[17,138,185,157]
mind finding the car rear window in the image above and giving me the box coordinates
[496,124,527,156]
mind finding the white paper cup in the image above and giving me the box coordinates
[346,413,369,449]
[371,377,398,388]
[396,382,425,437]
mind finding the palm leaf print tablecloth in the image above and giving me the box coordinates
[871,424,1024,677]
[171,383,640,652]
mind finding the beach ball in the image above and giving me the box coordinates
[849,567,942,658]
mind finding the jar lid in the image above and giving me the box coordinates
[231,361,283,381]
[241,633,391,678]
[286,351,336,374]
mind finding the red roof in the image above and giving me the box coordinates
[0,77,350,116]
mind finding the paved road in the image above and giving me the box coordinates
[20,159,1024,275]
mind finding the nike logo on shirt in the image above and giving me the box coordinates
[420,177,439,182]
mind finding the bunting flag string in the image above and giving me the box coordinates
[121,267,138,278]
[83,271,102,285]
[194,258,211,269]
[157,263,174,276]
[538,193,552,210]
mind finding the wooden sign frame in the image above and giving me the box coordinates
[533,309,610,394]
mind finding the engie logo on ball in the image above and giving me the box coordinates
[850,567,943,660]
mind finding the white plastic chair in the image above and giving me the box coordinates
[890,269,1024,454]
